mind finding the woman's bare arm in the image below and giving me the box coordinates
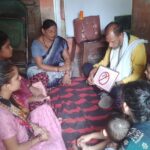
[34,56,58,72]
[61,48,71,71]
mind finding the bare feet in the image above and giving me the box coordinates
[62,74,71,85]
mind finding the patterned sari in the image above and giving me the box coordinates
[0,97,66,150]
[27,36,68,87]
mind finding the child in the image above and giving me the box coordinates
[0,62,66,150]
[77,114,130,150]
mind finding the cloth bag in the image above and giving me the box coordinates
[73,15,101,44]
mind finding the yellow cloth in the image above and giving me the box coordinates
[93,35,147,83]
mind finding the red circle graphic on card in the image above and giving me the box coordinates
[98,72,110,85]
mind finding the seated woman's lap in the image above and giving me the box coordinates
[27,66,64,87]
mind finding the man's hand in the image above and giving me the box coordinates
[87,67,98,85]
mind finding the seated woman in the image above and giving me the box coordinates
[0,61,67,150]
[0,62,48,150]
[27,19,71,87]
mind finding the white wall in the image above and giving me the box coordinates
[64,0,132,37]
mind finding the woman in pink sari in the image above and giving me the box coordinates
[0,31,66,150]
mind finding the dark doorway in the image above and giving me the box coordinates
[0,0,28,73]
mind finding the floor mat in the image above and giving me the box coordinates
[50,77,113,149]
